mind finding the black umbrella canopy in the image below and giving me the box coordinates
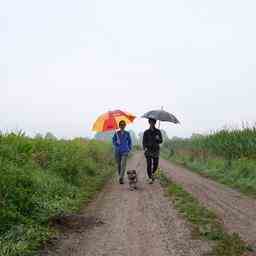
[142,110,180,124]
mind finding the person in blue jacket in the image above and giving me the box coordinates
[112,120,132,184]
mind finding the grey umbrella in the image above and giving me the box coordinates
[142,109,180,124]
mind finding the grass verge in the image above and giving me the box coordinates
[163,153,256,198]
[157,170,250,256]
[0,133,115,256]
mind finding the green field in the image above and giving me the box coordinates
[162,126,256,196]
[0,132,115,256]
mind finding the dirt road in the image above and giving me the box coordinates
[160,158,256,248]
[41,152,210,256]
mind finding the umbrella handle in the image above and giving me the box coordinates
[116,130,120,144]
[158,106,163,129]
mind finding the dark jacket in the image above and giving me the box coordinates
[112,130,132,155]
[142,128,163,156]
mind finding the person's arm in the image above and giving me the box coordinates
[156,130,163,144]
[112,133,118,147]
[142,131,147,150]
[159,130,163,144]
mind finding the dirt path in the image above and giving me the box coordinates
[41,153,210,256]
[160,158,256,248]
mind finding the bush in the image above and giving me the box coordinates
[0,132,115,256]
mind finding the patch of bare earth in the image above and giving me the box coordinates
[40,153,210,256]
[160,158,256,252]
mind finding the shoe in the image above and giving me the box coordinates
[119,178,124,184]
[148,178,154,184]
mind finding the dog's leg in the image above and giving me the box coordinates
[129,181,133,191]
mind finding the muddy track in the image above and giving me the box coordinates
[40,153,210,256]
[160,158,256,248]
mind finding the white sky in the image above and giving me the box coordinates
[1,0,256,139]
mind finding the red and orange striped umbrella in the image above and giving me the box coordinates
[92,110,136,132]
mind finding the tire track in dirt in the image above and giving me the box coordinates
[160,158,256,248]
[41,153,210,256]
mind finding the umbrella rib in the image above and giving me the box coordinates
[92,110,136,132]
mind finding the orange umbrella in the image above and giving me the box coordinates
[92,110,136,132]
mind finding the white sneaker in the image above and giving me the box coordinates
[148,178,154,184]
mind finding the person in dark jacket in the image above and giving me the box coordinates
[142,118,163,183]
[112,120,132,184]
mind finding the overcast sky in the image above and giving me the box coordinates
[1,0,256,139]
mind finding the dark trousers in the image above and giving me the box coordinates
[146,156,159,179]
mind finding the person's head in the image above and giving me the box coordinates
[119,120,126,130]
[148,118,157,128]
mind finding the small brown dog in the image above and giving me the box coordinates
[127,170,138,190]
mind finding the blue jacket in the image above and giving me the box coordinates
[112,130,132,155]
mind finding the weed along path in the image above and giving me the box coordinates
[160,158,256,248]
[41,152,210,256]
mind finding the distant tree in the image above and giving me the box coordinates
[45,132,57,140]
[72,137,89,144]
[138,132,144,147]
[191,133,204,139]
[160,129,169,141]
[94,131,114,142]
[171,136,183,140]
[35,133,43,139]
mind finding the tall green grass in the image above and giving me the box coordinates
[162,126,256,196]
[164,126,256,160]
[0,132,115,256]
